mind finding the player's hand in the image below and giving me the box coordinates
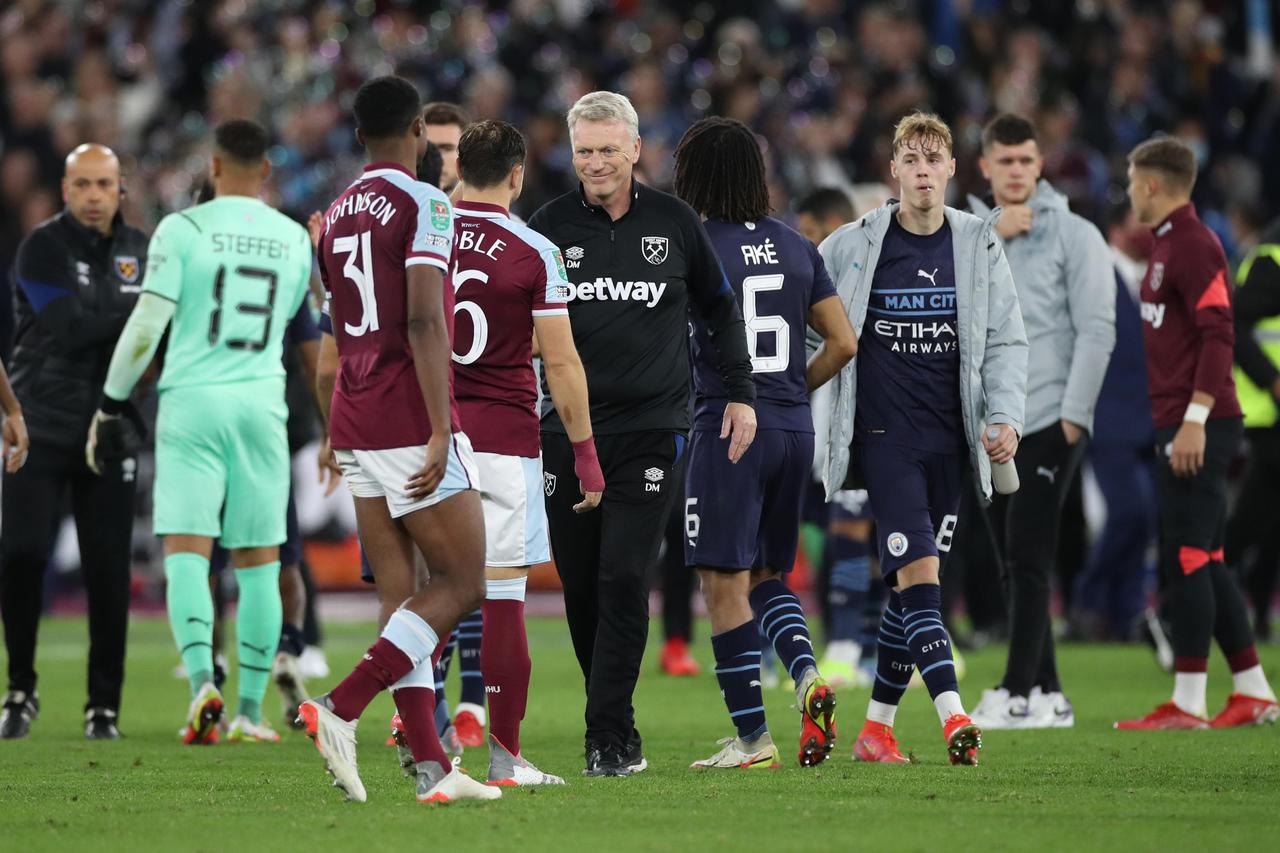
[3,411,28,473]
[317,437,342,497]
[996,204,1033,240]
[307,210,323,250]
[1169,421,1206,478]
[1060,419,1083,446]
[406,433,449,499]
[570,437,604,513]
[982,423,1018,464]
[574,487,602,513]
[721,402,757,464]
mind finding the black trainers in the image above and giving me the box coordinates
[583,735,647,778]
[0,691,39,739]
[583,743,621,777]
[85,707,121,740]
[618,731,648,776]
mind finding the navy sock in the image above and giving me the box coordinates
[750,578,817,683]
[899,583,958,700]
[711,620,767,740]
[871,592,913,706]
[278,623,305,658]
[456,609,486,707]
[438,631,457,679]
[827,537,871,642]
[432,660,450,735]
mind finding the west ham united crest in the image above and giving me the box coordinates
[114,255,140,283]
[543,472,557,496]
[642,236,668,265]
[1149,262,1164,292]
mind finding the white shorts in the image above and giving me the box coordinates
[475,452,550,567]
[335,432,479,519]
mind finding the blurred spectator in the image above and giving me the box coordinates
[0,0,1273,258]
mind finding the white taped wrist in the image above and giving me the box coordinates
[1183,402,1210,425]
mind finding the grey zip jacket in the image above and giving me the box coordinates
[969,180,1115,435]
[814,202,1028,503]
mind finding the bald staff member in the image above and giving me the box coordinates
[0,144,150,740]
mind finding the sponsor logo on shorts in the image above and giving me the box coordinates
[644,466,664,493]
[642,235,668,265]
[543,472,556,496]
[887,531,908,558]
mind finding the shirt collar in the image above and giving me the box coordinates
[577,177,640,215]
[59,209,120,243]
[454,200,509,218]
[362,161,416,180]
[1154,202,1197,238]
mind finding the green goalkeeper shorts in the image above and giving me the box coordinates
[153,377,290,549]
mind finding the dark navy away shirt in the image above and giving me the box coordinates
[855,215,964,451]
[693,216,837,432]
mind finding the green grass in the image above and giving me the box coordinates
[2,617,1278,852]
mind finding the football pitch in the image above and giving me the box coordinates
[2,617,1277,852]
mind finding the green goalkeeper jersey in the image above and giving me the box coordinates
[144,196,312,392]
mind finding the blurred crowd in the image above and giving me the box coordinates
[2,0,1279,641]
[3,0,1277,260]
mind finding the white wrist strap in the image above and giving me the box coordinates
[1183,402,1211,425]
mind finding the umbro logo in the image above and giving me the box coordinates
[644,467,664,493]
[566,245,584,268]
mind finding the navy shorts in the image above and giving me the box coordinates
[210,488,300,573]
[684,428,814,572]
[858,441,963,582]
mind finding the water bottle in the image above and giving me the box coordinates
[987,426,1020,494]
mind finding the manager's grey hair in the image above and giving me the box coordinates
[567,91,640,143]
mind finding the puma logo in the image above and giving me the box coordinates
[749,680,762,688]
[240,641,270,656]
[917,267,939,285]
[791,635,812,647]
[1037,465,1059,484]
[187,617,211,628]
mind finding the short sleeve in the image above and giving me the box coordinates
[142,213,193,303]
[532,246,571,317]
[405,185,454,273]
[809,241,838,305]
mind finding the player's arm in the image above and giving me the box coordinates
[535,312,603,512]
[404,263,454,499]
[805,242,857,392]
[979,234,1028,465]
[806,295,857,392]
[0,362,27,472]
[684,214,756,462]
[1170,251,1234,477]
[1233,253,1280,398]
[14,227,129,351]
[1058,217,1116,442]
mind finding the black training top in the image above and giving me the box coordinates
[11,211,149,448]
[528,180,754,436]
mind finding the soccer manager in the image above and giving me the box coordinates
[529,91,755,778]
